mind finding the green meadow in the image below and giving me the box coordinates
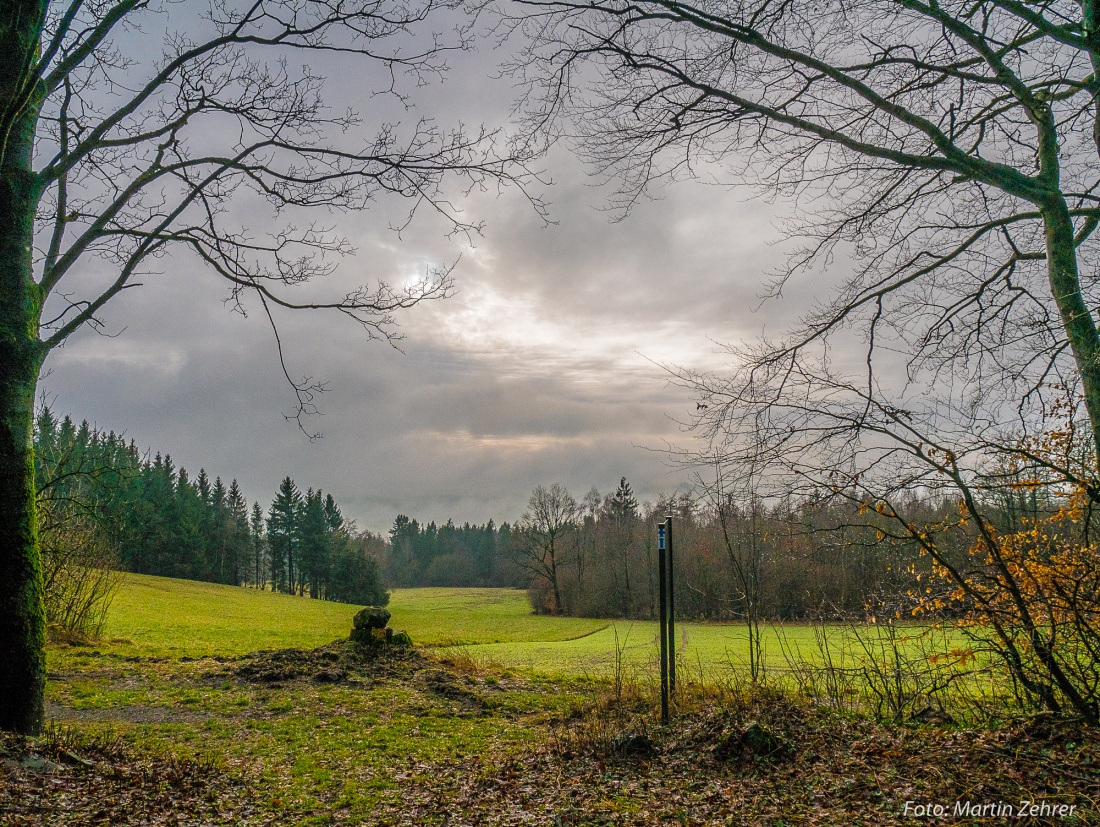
[26,573,1069,827]
[42,575,614,824]
[101,576,610,658]
[97,573,948,682]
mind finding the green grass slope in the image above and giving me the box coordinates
[30,578,1067,827]
[100,575,608,659]
[97,574,945,682]
[386,587,607,646]
[103,574,366,656]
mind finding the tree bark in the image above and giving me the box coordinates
[0,0,48,735]
[1042,196,1100,469]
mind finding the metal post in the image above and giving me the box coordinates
[657,520,669,724]
[666,514,675,695]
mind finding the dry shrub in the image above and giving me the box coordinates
[38,503,121,642]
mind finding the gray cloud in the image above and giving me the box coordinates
[36,7,823,534]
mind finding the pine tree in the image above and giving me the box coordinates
[175,468,206,580]
[389,515,419,586]
[226,480,249,586]
[196,469,212,508]
[299,489,331,598]
[267,477,302,594]
[324,494,344,533]
[604,477,641,617]
[250,502,267,589]
[209,477,230,584]
[608,477,639,523]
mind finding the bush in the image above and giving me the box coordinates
[38,503,121,641]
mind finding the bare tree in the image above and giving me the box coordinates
[0,0,539,734]
[702,460,766,681]
[683,360,1100,721]
[517,483,578,614]
[504,0,1100,721]
[506,0,1100,452]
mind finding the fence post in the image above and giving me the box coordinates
[657,519,669,724]
[667,514,675,695]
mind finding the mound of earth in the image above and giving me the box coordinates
[225,639,421,685]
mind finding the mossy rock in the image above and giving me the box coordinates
[741,722,780,754]
[352,607,391,630]
[390,630,412,647]
[349,625,388,645]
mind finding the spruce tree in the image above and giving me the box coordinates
[298,489,328,598]
[226,480,248,586]
[267,477,302,594]
[323,494,344,533]
[250,502,267,590]
[209,477,230,584]
[174,468,206,580]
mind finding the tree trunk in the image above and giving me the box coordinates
[0,1,48,735]
[548,538,562,615]
[1028,84,1100,469]
[1042,196,1100,469]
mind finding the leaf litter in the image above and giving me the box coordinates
[10,641,1099,826]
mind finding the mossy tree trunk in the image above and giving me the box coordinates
[0,0,48,735]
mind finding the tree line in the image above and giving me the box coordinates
[34,408,388,608]
[517,478,870,619]
[37,400,1096,721]
[38,402,1057,630]
[380,474,991,623]
[512,477,1051,623]
[382,515,522,588]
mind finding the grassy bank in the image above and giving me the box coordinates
[101,574,941,679]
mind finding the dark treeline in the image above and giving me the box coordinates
[33,408,388,606]
[37,406,1017,621]
[372,477,959,621]
[380,516,523,588]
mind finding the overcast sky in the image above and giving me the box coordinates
[36,5,818,533]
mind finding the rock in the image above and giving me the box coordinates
[349,626,387,645]
[352,607,391,630]
[348,608,410,649]
[741,722,779,753]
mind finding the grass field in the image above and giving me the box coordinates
[100,576,610,658]
[100,574,950,678]
[42,575,607,824]
[24,573,1091,827]
[102,574,362,656]
[98,574,933,678]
